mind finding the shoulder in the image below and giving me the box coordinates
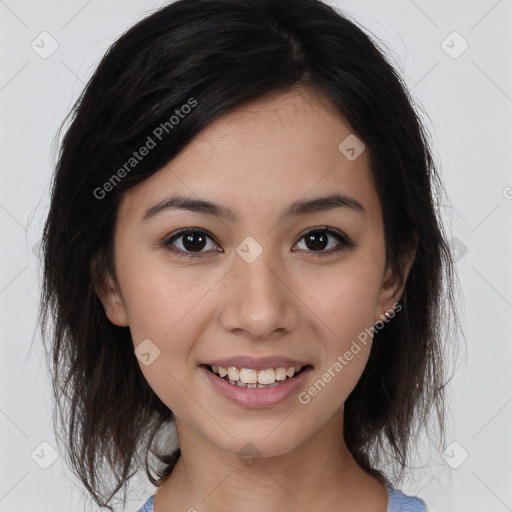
[136,495,154,512]
[385,483,427,512]
[135,487,427,512]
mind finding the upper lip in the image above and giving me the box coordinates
[201,356,311,371]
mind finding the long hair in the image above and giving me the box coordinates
[39,0,461,509]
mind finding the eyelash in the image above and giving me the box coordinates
[162,226,354,260]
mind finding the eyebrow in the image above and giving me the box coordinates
[141,192,366,223]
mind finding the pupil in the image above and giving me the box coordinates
[306,231,327,251]
[183,232,206,251]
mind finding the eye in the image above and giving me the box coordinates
[293,226,353,256]
[163,228,221,259]
[162,226,353,260]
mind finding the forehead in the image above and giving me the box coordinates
[118,88,381,226]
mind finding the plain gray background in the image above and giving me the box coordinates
[1,0,511,511]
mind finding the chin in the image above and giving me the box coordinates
[211,429,303,461]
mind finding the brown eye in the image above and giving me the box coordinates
[164,228,220,259]
[180,231,208,252]
[303,230,329,251]
[294,227,353,256]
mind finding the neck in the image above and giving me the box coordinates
[154,408,388,512]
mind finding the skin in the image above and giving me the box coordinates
[95,87,416,512]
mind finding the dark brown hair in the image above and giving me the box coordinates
[39,0,461,509]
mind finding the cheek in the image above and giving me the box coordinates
[294,258,382,343]
[126,281,208,416]
[292,258,381,403]
[117,250,217,343]
[296,269,379,416]
[116,254,222,411]
[124,277,208,372]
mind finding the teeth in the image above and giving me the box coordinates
[257,368,275,385]
[275,367,287,380]
[227,367,240,381]
[286,367,296,378]
[239,368,257,384]
[233,379,280,389]
[210,364,304,386]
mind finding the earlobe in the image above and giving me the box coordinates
[377,263,404,317]
[89,251,129,327]
[376,237,417,322]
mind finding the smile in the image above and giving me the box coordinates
[199,363,313,407]
[205,364,308,388]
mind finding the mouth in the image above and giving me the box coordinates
[200,363,313,389]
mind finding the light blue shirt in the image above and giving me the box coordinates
[136,483,427,511]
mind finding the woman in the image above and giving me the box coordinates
[39,1,460,510]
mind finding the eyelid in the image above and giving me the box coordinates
[294,225,352,246]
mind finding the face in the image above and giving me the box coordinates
[95,88,412,458]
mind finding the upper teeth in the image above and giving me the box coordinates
[211,365,302,385]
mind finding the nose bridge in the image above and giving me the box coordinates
[217,238,299,338]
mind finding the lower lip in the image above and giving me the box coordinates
[199,365,313,408]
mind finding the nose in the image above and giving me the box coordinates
[216,245,300,340]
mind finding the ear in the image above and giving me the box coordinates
[375,234,418,323]
[89,250,129,327]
